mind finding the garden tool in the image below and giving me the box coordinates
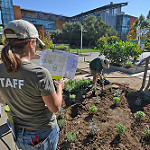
[101,79,105,92]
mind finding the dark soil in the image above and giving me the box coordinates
[57,82,150,150]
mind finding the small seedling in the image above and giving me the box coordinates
[116,122,126,134]
[113,97,121,104]
[135,97,142,106]
[113,89,122,96]
[89,122,100,134]
[91,86,97,91]
[95,95,101,103]
[134,111,146,120]
[58,119,66,128]
[142,125,150,139]
[89,105,98,114]
[108,85,112,89]
[69,94,76,99]
[65,131,76,142]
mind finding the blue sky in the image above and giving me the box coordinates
[0,0,149,24]
[12,0,150,18]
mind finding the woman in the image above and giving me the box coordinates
[0,19,64,150]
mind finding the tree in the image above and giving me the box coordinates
[62,21,81,46]
[83,15,117,47]
[129,14,149,40]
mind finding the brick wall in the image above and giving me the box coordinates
[56,20,66,30]
[13,5,22,20]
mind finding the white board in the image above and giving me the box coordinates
[40,49,79,79]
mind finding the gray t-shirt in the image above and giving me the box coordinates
[0,61,57,131]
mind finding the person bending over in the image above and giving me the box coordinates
[89,56,110,87]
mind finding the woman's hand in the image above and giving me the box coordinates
[54,79,64,90]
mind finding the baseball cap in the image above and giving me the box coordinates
[101,59,110,69]
[4,19,45,46]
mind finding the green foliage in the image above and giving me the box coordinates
[89,122,100,134]
[96,36,120,50]
[125,61,132,67]
[58,119,66,128]
[116,123,126,134]
[142,125,150,139]
[107,36,120,44]
[113,97,121,104]
[64,78,91,94]
[91,86,97,91]
[99,41,141,64]
[113,89,122,97]
[89,105,98,113]
[95,95,101,103]
[83,15,117,47]
[134,111,146,119]
[69,94,76,99]
[0,34,6,45]
[65,131,76,142]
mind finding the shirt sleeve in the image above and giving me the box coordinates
[37,67,55,96]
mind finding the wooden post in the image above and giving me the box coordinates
[140,59,149,91]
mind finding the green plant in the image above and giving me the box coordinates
[116,122,126,134]
[108,85,112,89]
[113,89,122,96]
[65,131,76,142]
[95,95,101,103]
[58,119,66,128]
[69,94,76,99]
[113,97,121,104]
[91,86,97,91]
[134,111,146,119]
[89,105,98,113]
[125,61,132,66]
[89,122,100,134]
[142,125,150,139]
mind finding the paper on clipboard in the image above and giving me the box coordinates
[40,49,79,79]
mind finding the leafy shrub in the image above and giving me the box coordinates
[99,41,141,64]
[89,105,98,113]
[116,122,126,134]
[113,97,121,104]
[65,131,76,142]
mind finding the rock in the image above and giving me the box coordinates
[112,84,119,89]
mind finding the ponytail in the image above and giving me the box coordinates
[1,44,22,72]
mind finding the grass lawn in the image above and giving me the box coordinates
[70,48,100,53]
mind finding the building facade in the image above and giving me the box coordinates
[0,0,137,40]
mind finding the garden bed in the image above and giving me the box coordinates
[57,80,150,150]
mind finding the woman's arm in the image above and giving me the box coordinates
[42,80,64,113]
